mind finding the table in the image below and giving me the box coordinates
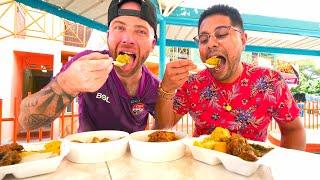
[3,148,320,180]
[269,129,320,152]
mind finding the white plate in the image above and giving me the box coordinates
[0,140,69,179]
[129,130,187,162]
[64,130,129,163]
[185,135,276,176]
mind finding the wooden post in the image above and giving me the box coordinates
[50,122,54,140]
[26,128,30,143]
[308,101,311,128]
[0,99,2,145]
[316,100,320,130]
[38,128,43,141]
[13,97,18,143]
[26,92,31,142]
[312,101,315,129]
[181,116,184,133]
[71,100,74,134]
[61,109,65,138]
[186,114,189,135]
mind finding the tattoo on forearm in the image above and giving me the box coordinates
[19,79,75,130]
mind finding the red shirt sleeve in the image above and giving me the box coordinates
[272,71,300,123]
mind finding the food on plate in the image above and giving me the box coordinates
[213,142,228,153]
[0,143,24,166]
[210,127,231,142]
[91,137,110,143]
[0,140,61,166]
[71,136,111,143]
[42,140,61,155]
[20,140,61,159]
[193,127,229,153]
[227,134,273,161]
[193,127,273,161]
[193,136,215,149]
[148,131,178,142]
[205,57,220,67]
[249,143,274,157]
[227,134,258,161]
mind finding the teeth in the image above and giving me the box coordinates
[121,51,134,55]
[118,51,136,63]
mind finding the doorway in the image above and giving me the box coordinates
[13,51,54,139]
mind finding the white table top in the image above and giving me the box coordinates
[4,147,320,180]
[270,129,320,144]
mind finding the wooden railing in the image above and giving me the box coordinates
[0,98,319,145]
[146,113,194,136]
[269,101,320,132]
[0,99,2,145]
[0,98,78,144]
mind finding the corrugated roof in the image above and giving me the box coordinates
[23,0,320,53]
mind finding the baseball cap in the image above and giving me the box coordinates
[108,0,157,40]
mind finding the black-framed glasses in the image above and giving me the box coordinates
[193,25,243,44]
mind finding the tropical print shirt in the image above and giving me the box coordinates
[173,62,300,141]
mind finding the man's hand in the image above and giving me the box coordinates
[161,59,197,92]
[57,52,113,96]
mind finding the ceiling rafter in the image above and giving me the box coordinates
[15,0,320,57]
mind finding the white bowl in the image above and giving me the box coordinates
[64,130,129,163]
[129,130,187,162]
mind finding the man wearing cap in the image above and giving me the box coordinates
[19,0,160,133]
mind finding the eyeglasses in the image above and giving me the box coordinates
[193,25,243,44]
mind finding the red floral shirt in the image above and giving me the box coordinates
[173,62,300,141]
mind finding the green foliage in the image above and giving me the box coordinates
[291,60,320,95]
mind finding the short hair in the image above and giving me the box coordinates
[198,4,244,33]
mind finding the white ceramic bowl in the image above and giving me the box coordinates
[129,130,187,162]
[64,130,129,163]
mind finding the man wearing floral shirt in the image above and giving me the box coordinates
[155,5,305,150]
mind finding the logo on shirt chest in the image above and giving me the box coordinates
[131,97,144,115]
[96,92,110,103]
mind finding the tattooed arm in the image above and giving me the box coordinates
[19,79,74,130]
[19,52,114,130]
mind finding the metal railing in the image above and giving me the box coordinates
[0,98,319,145]
[0,1,91,47]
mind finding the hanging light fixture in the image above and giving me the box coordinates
[41,65,47,73]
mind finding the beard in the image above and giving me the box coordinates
[114,52,150,78]
[107,38,153,78]
[210,59,241,83]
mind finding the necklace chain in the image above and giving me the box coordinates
[216,77,243,112]
[220,90,232,111]
[214,65,245,112]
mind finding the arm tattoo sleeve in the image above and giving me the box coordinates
[18,78,75,130]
